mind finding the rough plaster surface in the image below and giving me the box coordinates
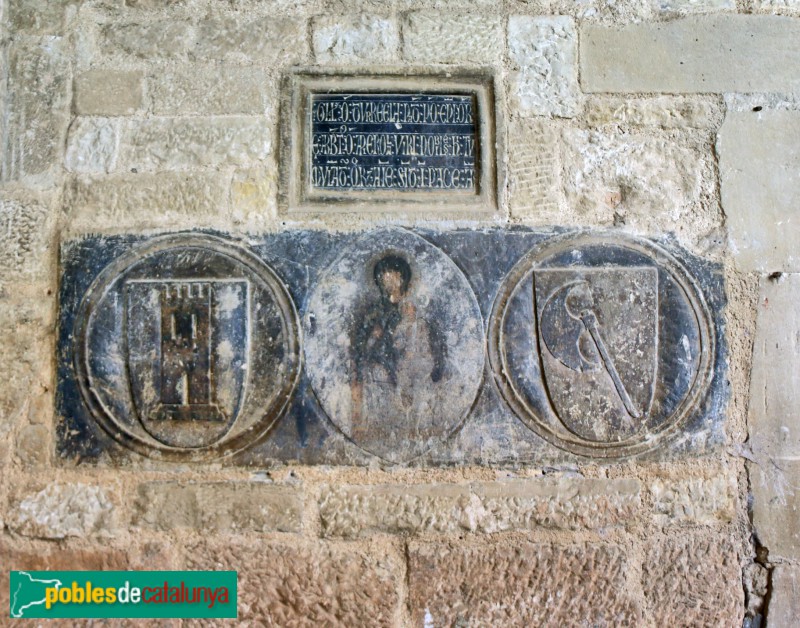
[0,0,792,624]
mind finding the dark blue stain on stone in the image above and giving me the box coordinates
[56,228,729,466]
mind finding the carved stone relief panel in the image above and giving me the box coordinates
[58,229,725,465]
[488,233,715,458]
[70,233,301,461]
[303,228,484,463]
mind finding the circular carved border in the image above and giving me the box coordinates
[73,233,302,461]
[487,231,716,458]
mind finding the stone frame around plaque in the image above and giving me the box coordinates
[278,68,500,216]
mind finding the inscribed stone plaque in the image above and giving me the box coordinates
[70,233,300,460]
[310,94,477,192]
[280,72,498,214]
[488,233,716,458]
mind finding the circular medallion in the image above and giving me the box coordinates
[488,232,715,458]
[74,233,301,460]
[303,228,485,463]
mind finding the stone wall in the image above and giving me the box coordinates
[1,0,799,625]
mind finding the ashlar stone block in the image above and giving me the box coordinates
[3,40,70,184]
[74,70,144,116]
[409,542,640,625]
[0,192,53,280]
[320,478,641,537]
[133,482,301,533]
[581,16,800,94]
[754,0,800,16]
[9,483,116,539]
[402,12,503,63]
[184,540,400,625]
[193,17,307,64]
[652,0,736,14]
[118,117,271,172]
[561,127,714,247]
[749,274,800,560]
[149,66,268,115]
[312,15,399,64]
[768,565,800,626]
[585,95,721,129]
[643,533,743,626]
[718,111,800,272]
[64,117,120,174]
[100,20,194,59]
[64,172,228,232]
[508,16,580,118]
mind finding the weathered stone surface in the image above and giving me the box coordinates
[74,69,144,116]
[9,483,115,539]
[409,542,640,625]
[193,17,307,64]
[0,543,128,574]
[562,128,715,245]
[16,425,50,467]
[312,15,399,63]
[133,482,301,532]
[64,172,227,231]
[751,460,800,560]
[651,475,736,524]
[320,478,640,537]
[507,118,561,218]
[0,193,53,280]
[748,274,800,458]
[767,565,800,626]
[746,276,800,560]
[119,117,270,172]
[100,20,194,59]
[402,12,503,63]
[303,228,484,463]
[586,95,721,128]
[183,540,400,625]
[508,16,579,118]
[754,0,800,15]
[718,112,800,272]
[724,92,800,113]
[3,40,70,184]
[149,66,269,115]
[0,296,52,429]
[229,166,276,225]
[64,117,120,174]
[581,16,800,93]
[643,534,743,626]
[652,0,735,14]
[9,0,75,35]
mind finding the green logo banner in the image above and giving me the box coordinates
[9,571,237,619]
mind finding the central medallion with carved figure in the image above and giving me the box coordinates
[304,228,484,463]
